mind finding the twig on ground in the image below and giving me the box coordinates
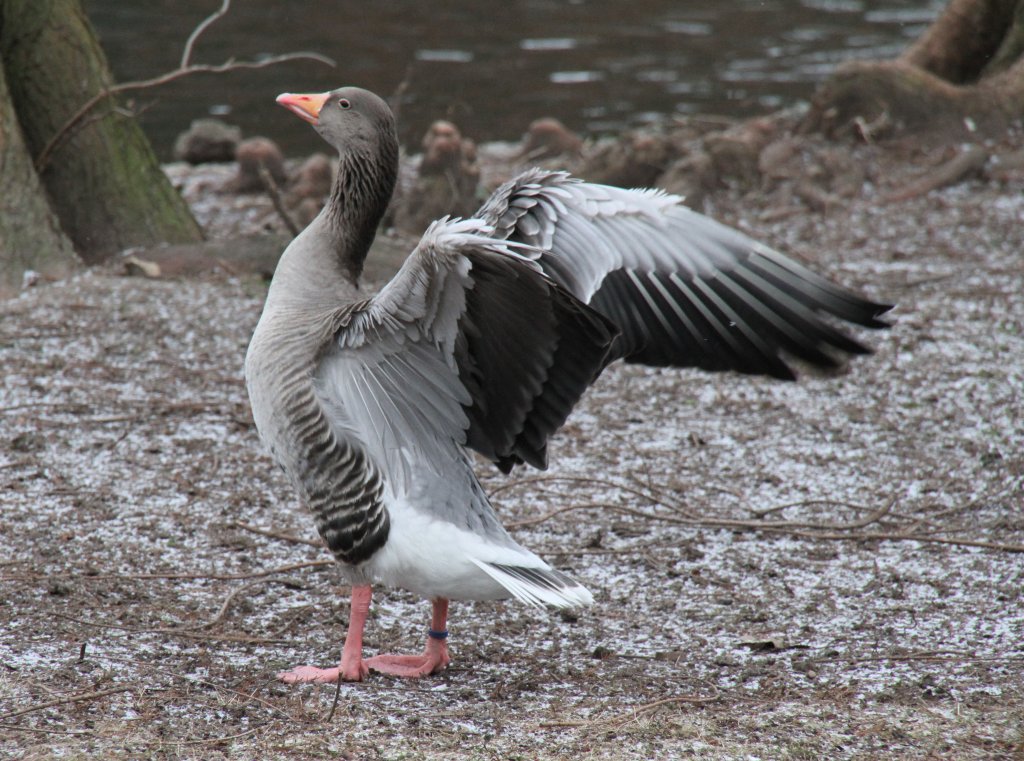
[489,474,646,500]
[749,498,883,518]
[884,145,989,203]
[157,576,305,633]
[533,545,663,556]
[774,529,1024,553]
[627,693,721,712]
[53,613,291,644]
[539,691,720,730]
[0,559,333,584]
[157,726,263,747]
[492,474,702,519]
[35,0,334,172]
[0,686,137,722]
[189,579,274,630]
[0,402,92,415]
[19,400,234,428]
[817,649,1022,664]
[232,521,322,548]
[97,653,292,720]
[508,497,895,533]
[0,722,92,736]
[0,459,33,471]
[508,486,1023,553]
[327,677,344,723]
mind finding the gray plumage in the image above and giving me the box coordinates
[246,86,890,608]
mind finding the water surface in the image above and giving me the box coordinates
[84,0,942,158]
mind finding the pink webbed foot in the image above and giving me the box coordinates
[276,589,453,683]
[276,656,369,684]
[364,597,452,679]
[278,584,373,683]
[364,639,450,678]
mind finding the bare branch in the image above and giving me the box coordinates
[182,0,232,68]
[36,52,334,173]
[258,163,301,236]
[35,0,335,174]
[388,64,416,123]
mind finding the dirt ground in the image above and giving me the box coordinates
[1,129,1023,759]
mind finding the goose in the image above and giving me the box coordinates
[245,86,890,683]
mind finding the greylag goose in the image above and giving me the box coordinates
[245,86,890,683]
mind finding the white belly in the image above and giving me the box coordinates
[359,496,544,601]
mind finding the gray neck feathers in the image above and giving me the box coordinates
[326,133,399,283]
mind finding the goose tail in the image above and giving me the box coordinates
[470,558,594,609]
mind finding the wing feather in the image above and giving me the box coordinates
[316,218,618,489]
[478,169,891,379]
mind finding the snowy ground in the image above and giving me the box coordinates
[1,148,1022,759]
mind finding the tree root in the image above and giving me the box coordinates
[802,0,1024,141]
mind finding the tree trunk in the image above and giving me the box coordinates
[901,0,1020,81]
[0,0,202,264]
[802,0,1024,141]
[0,57,78,297]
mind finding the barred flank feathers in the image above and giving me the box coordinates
[282,369,390,565]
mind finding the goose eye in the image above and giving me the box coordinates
[338,98,352,109]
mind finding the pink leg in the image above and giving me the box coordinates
[278,584,373,683]
[364,598,451,678]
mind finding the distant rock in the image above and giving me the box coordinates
[225,137,287,193]
[173,119,242,164]
[580,129,682,188]
[420,120,476,177]
[392,120,480,235]
[656,152,716,210]
[520,118,582,161]
[287,153,334,227]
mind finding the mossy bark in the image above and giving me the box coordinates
[802,0,1024,140]
[0,58,79,297]
[0,0,202,264]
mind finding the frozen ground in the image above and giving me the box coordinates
[1,146,1022,759]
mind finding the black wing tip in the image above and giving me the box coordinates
[863,300,895,329]
[461,254,615,475]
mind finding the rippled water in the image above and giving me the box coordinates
[84,0,942,158]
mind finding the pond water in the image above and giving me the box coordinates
[84,0,943,159]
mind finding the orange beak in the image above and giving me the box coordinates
[276,92,330,125]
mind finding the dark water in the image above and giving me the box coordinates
[84,0,942,159]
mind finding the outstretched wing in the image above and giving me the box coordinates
[478,169,891,380]
[315,218,617,484]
